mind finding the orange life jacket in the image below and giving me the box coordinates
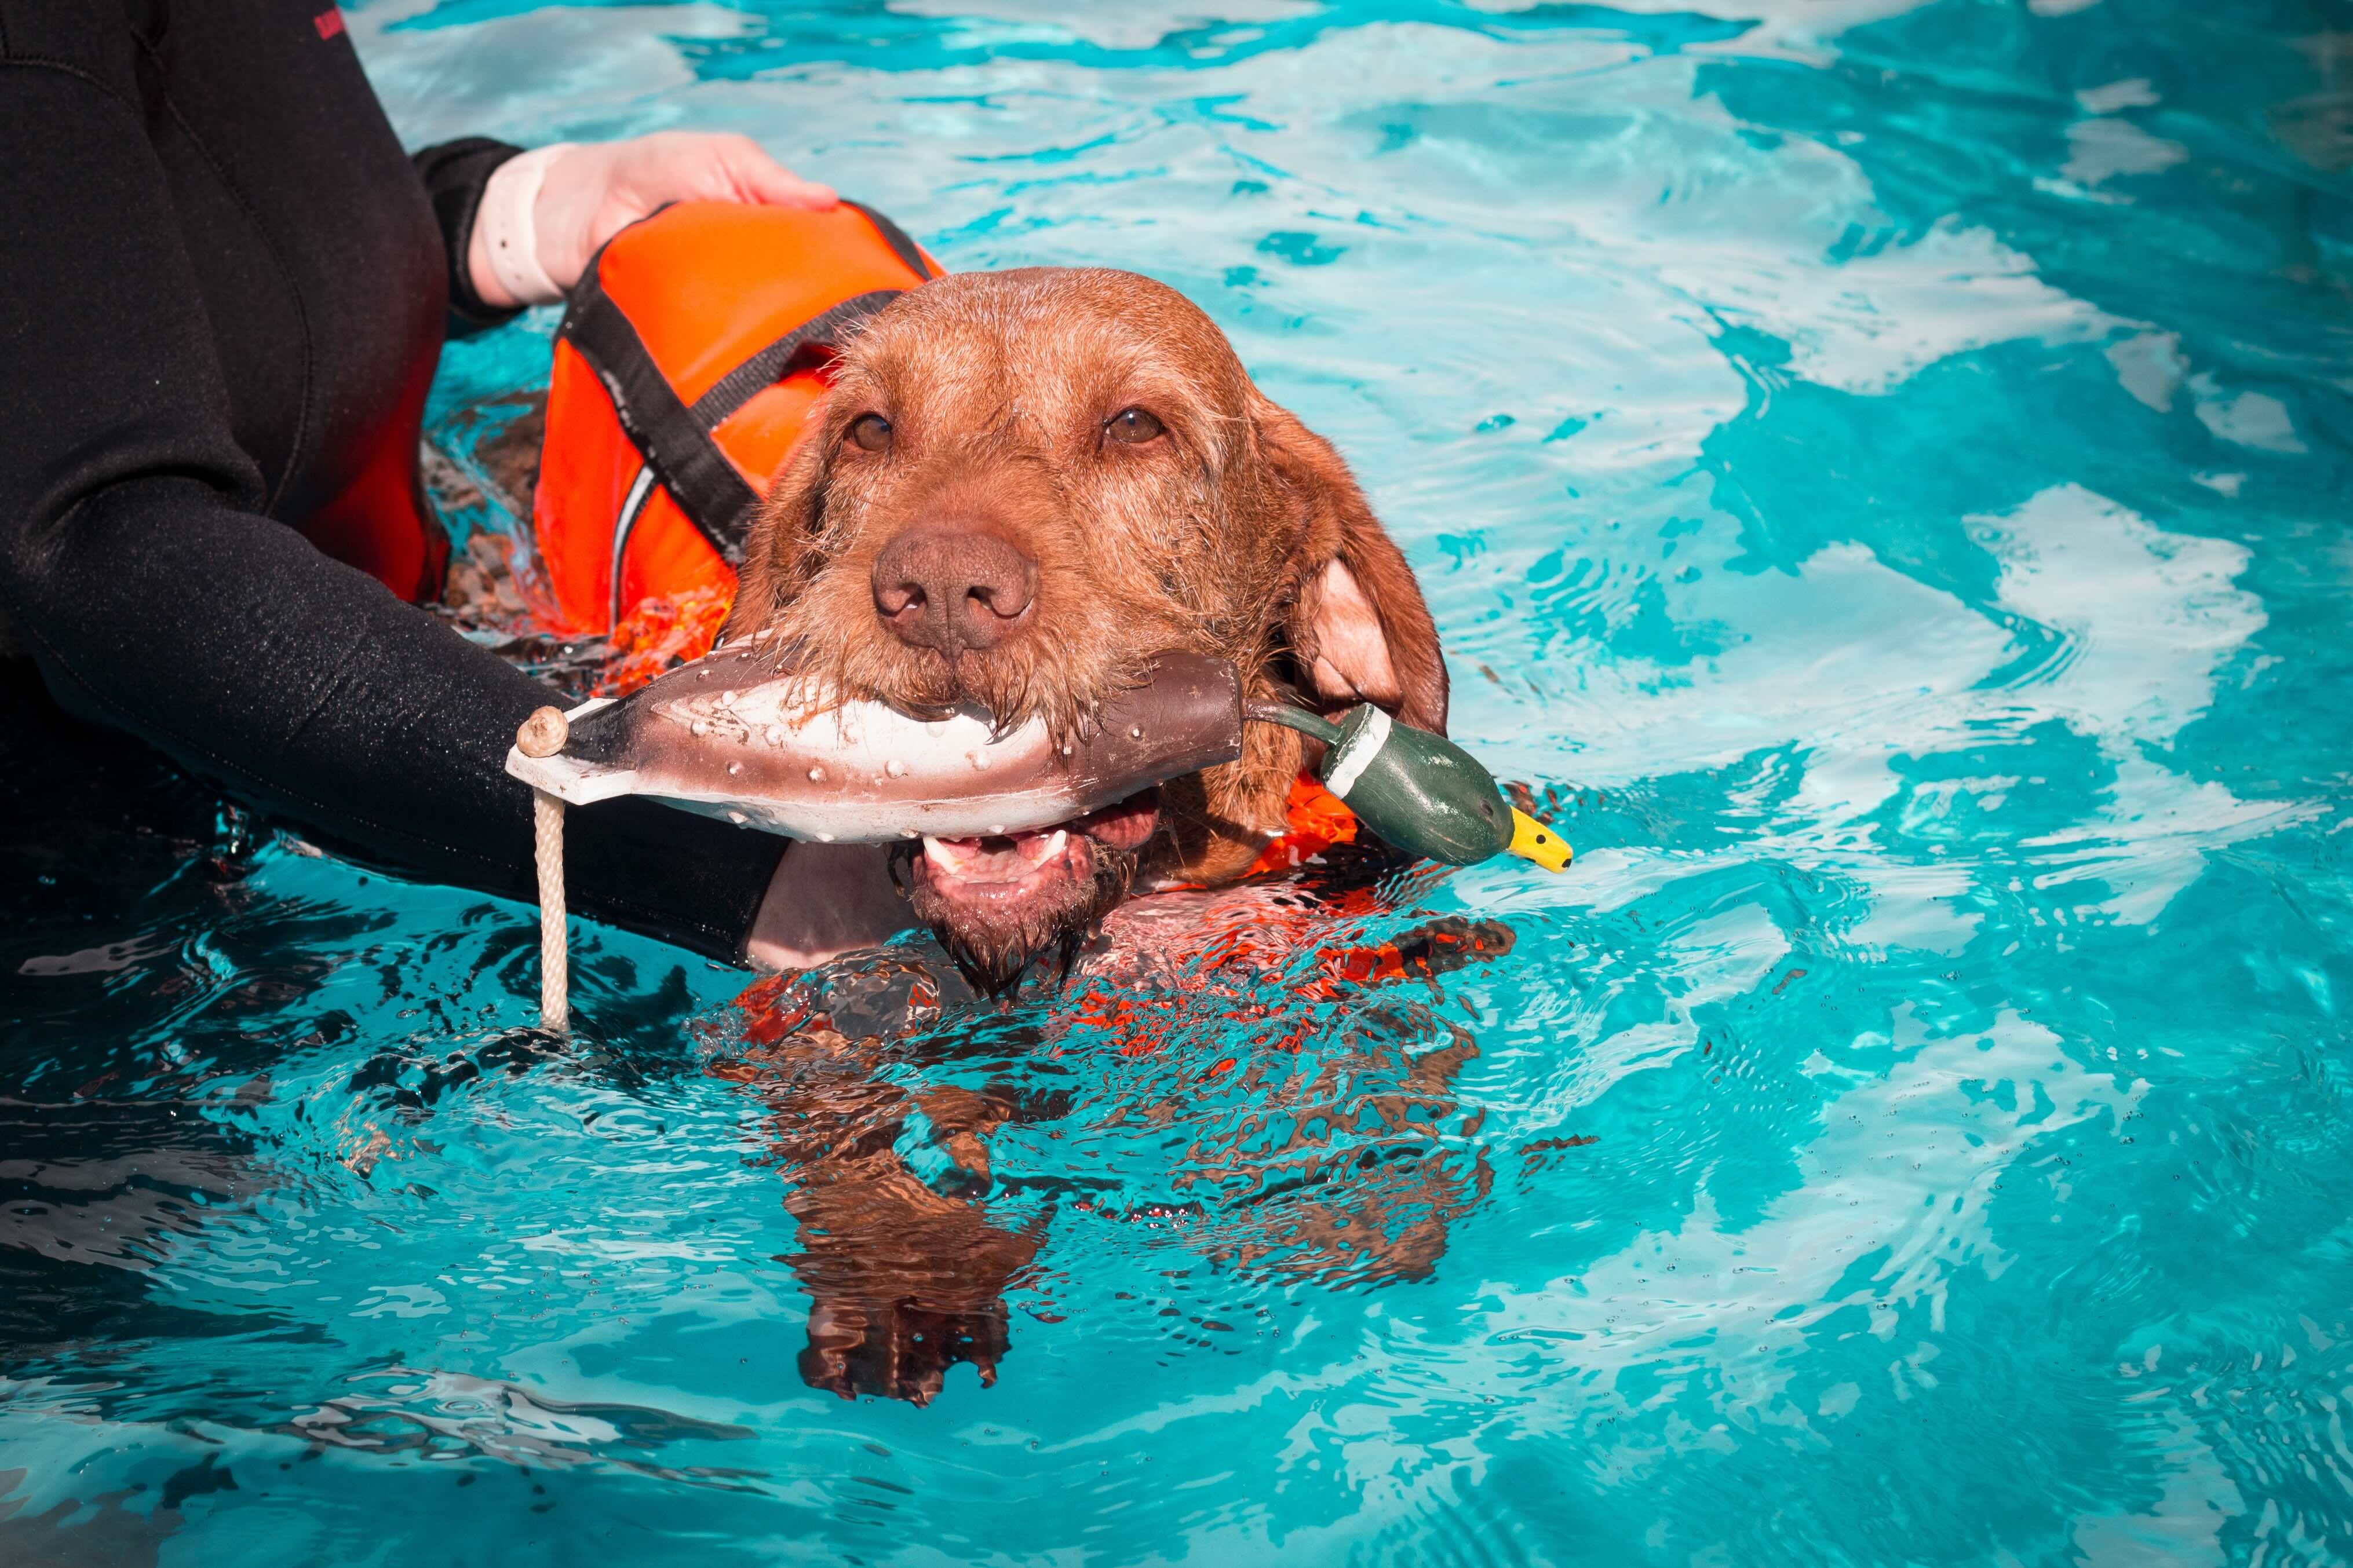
[532,199,942,639]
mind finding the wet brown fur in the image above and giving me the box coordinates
[725,268,1447,970]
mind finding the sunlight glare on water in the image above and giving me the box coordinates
[5,1,2353,1563]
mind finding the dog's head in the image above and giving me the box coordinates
[727,268,1446,989]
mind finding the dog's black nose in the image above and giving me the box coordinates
[871,528,1038,653]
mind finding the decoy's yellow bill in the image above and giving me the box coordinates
[1506,809,1571,872]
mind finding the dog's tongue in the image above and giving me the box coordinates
[924,827,1073,884]
[921,790,1159,885]
[507,649,1243,845]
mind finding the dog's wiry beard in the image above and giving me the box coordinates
[891,839,1142,997]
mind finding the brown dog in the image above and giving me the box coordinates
[724,268,1449,990]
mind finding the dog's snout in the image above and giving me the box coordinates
[870,527,1039,653]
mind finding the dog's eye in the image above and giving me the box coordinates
[1105,407,1166,446]
[847,413,893,452]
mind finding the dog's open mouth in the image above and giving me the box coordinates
[895,789,1160,993]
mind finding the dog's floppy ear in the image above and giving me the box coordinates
[724,417,833,640]
[1254,398,1449,736]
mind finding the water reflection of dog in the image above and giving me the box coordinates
[709,869,1512,1406]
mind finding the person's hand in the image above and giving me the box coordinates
[469,131,837,309]
[533,132,838,289]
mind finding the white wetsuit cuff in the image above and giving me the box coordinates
[476,143,576,308]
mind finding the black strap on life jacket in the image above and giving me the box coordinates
[556,200,936,568]
[688,291,903,429]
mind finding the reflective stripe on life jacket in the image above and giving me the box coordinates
[533,200,940,635]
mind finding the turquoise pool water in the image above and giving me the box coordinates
[8,0,2353,1562]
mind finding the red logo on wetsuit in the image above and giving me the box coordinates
[313,7,346,39]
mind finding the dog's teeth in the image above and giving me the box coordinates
[1045,829,1070,858]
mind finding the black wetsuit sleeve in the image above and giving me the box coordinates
[0,57,788,961]
[414,136,526,334]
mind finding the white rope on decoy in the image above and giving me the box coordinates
[515,706,572,1034]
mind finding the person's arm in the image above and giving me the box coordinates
[0,57,794,959]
